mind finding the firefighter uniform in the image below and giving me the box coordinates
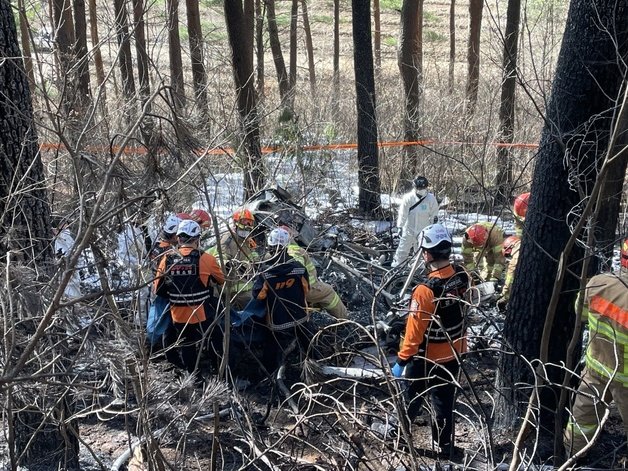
[155,247,224,372]
[396,264,470,450]
[207,232,259,309]
[148,239,175,274]
[287,242,347,319]
[461,222,505,281]
[564,272,628,454]
[252,254,312,373]
[501,238,521,302]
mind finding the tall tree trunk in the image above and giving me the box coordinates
[113,0,137,100]
[73,0,91,106]
[0,3,78,467]
[352,0,381,215]
[255,0,265,98]
[88,0,107,113]
[225,0,265,198]
[289,0,298,91]
[495,0,521,203]
[495,0,628,450]
[465,0,483,118]
[185,0,210,124]
[373,0,381,68]
[17,0,36,94]
[301,0,316,95]
[51,0,76,111]
[167,0,186,110]
[265,0,290,104]
[398,0,423,176]
[132,0,151,102]
[448,0,455,94]
[332,0,340,117]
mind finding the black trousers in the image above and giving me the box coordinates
[405,358,460,448]
[261,320,317,375]
[164,321,202,373]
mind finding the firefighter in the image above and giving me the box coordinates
[281,226,348,319]
[391,224,470,456]
[155,220,225,376]
[207,208,260,309]
[147,213,181,274]
[252,227,313,374]
[392,176,440,268]
[461,222,505,282]
[563,238,628,457]
[497,192,529,309]
[189,208,212,231]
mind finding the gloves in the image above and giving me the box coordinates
[496,296,508,312]
[391,363,404,378]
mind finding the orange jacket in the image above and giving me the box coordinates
[397,265,468,364]
[154,246,224,324]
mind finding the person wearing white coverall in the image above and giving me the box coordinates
[53,222,82,299]
[392,176,440,268]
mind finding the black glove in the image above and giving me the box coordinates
[496,296,508,312]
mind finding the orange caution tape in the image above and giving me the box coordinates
[39,139,538,156]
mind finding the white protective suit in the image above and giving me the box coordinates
[392,190,439,267]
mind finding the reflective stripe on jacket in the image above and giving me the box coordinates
[584,273,628,385]
[207,232,259,292]
[287,243,318,285]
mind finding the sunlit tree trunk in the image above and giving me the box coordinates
[465,0,482,118]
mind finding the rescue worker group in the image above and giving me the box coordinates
[140,176,626,459]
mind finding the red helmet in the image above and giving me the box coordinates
[189,209,211,229]
[514,192,530,220]
[176,212,191,221]
[502,235,520,257]
[465,224,489,247]
[232,208,255,231]
[621,238,628,269]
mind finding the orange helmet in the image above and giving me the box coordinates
[502,235,520,257]
[189,208,211,229]
[465,224,489,247]
[621,238,628,269]
[232,208,255,231]
[514,192,530,220]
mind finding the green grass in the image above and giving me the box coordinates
[274,13,291,27]
[179,27,189,42]
[425,30,446,42]
[383,36,397,47]
[380,0,402,10]
[424,11,441,23]
[206,30,228,42]
[312,14,334,24]
[201,0,222,5]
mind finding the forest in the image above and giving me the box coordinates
[0,0,627,469]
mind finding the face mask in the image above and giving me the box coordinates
[236,229,251,238]
[416,189,428,197]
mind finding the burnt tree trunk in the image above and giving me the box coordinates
[225,0,265,198]
[113,0,137,100]
[167,0,186,110]
[301,0,316,95]
[352,0,381,215]
[495,0,520,203]
[332,0,340,116]
[186,0,210,124]
[289,0,298,91]
[398,0,423,176]
[495,0,628,447]
[88,0,107,113]
[51,0,76,112]
[0,3,78,467]
[465,0,482,118]
[16,0,36,93]
[255,0,265,98]
[373,0,381,68]
[132,0,151,102]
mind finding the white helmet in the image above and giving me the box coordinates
[162,214,181,234]
[177,220,201,239]
[418,223,452,249]
[267,227,290,247]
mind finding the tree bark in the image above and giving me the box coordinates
[495,0,520,203]
[167,0,186,110]
[113,0,137,100]
[88,0,107,112]
[0,3,78,466]
[265,0,290,104]
[301,0,316,95]
[132,0,151,101]
[255,0,265,98]
[73,0,91,106]
[289,0,298,91]
[398,0,423,176]
[185,0,210,123]
[16,0,36,94]
[51,0,76,113]
[448,0,455,94]
[495,0,628,446]
[225,0,265,198]
[465,0,482,118]
[352,0,381,215]
[373,0,381,68]
[332,0,340,117]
